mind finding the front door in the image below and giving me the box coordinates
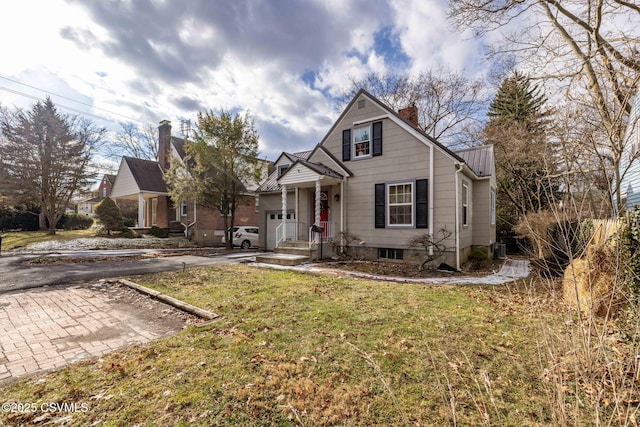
[312,190,329,223]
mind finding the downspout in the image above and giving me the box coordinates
[180,201,197,239]
[188,201,197,238]
[340,178,345,247]
[429,145,434,256]
[455,163,463,271]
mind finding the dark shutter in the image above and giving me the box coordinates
[342,129,351,161]
[372,121,382,157]
[416,179,428,229]
[375,183,385,228]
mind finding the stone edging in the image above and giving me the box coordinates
[116,278,218,321]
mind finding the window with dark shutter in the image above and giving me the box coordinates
[375,183,385,228]
[416,179,428,228]
[342,129,351,161]
[372,121,382,157]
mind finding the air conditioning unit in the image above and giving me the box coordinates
[494,243,506,260]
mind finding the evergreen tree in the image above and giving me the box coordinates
[485,71,557,247]
[95,197,124,235]
[487,71,547,131]
[0,98,105,234]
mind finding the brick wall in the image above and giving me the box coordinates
[186,195,259,246]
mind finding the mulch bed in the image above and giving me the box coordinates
[318,259,506,279]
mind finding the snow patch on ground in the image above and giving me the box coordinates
[13,236,191,252]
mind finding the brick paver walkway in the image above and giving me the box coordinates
[0,284,193,385]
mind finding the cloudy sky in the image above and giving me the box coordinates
[1,0,489,165]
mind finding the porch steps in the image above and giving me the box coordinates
[255,240,317,266]
[255,253,310,266]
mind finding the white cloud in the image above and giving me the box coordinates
[391,0,486,74]
[0,0,491,165]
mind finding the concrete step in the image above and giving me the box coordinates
[255,253,310,266]
[279,240,311,249]
[275,246,316,257]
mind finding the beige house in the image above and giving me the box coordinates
[256,89,496,269]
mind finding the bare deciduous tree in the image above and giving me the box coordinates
[107,122,158,161]
[408,228,453,272]
[448,0,640,208]
[338,67,487,148]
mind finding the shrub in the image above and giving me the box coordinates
[118,227,140,239]
[149,225,169,238]
[95,197,124,235]
[621,207,640,300]
[0,205,40,231]
[59,213,93,230]
[466,247,492,271]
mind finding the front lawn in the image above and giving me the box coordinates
[0,264,622,425]
[0,229,95,251]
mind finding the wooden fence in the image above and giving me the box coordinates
[591,218,622,246]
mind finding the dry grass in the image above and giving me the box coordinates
[0,264,635,425]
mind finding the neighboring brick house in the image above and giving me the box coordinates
[256,89,496,269]
[78,174,116,216]
[110,120,266,246]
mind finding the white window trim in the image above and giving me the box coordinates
[353,124,372,159]
[462,182,469,227]
[278,164,290,176]
[181,201,188,217]
[387,181,414,227]
[151,198,158,226]
[490,189,496,226]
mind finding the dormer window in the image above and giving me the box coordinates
[278,165,290,176]
[353,126,371,158]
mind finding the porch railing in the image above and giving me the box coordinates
[309,221,336,247]
[275,220,307,248]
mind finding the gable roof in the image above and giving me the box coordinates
[278,159,344,182]
[319,88,468,166]
[455,145,494,178]
[104,174,116,184]
[171,136,187,159]
[123,156,167,193]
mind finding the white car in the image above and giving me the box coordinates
[221,226,259,249]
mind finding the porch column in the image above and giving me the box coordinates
[281,184,287,241]
[137,193,145,228]
[315,179,321,226]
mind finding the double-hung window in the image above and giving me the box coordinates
[462,183,469,227]
[353,126,371,158]
[388,182,413,226]
[490,189,496,225]
[375,179,428,229]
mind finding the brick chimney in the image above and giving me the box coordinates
[398,103,419,127]
[158,120,171,171]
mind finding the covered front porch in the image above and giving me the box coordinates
[112,192,170,229]
[273,161,345,253]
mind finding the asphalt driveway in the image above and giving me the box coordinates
[0,251,262,293]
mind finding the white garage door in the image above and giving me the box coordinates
[266,212,297,251]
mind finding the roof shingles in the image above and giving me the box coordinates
[123,157,167,193]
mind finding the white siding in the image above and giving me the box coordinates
[110,160,140,197]
[619,94,640,210]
